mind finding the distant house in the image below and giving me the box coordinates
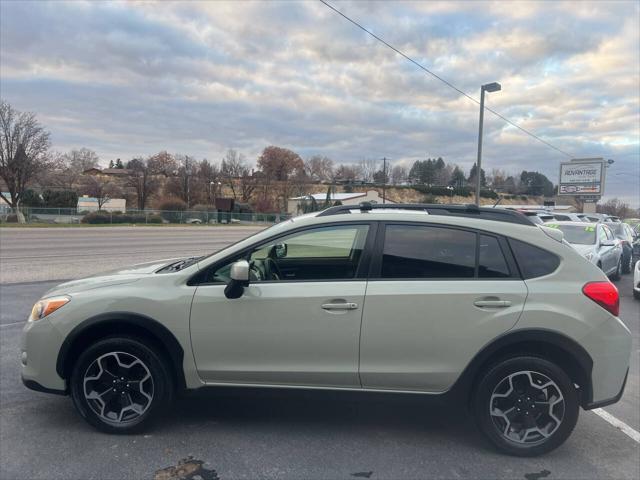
[77,195,126,212]
[287,189,394,215]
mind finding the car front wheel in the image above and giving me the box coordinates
[70,336,174,434]
[474,356,579,456]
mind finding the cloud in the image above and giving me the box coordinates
[1,0,638,205]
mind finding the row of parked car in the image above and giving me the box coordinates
[508,209,640,300]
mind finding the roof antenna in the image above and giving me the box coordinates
[359,201,373,212]
[493,197,502,208]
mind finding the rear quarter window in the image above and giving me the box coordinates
[508,239,560,279]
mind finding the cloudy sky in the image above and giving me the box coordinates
[1,0,638,205]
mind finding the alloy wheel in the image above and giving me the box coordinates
[83,351,154,423]
[489,370,565,444]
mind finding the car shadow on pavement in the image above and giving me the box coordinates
[164,386,488,450]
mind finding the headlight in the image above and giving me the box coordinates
[584,252,594,261]
[28,296,70,322]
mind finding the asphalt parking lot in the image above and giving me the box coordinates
[0,228,638,479]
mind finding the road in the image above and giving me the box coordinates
[0,226,266,284]
[0,227,638,479]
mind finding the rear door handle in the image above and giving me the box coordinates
[321,302,358,311]
[474,300,512,308]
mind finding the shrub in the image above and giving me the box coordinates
[81,211,111,224]
[422,194,440,204]
[21,190,43,207]
[480,189,499,199]
[42,190,78,208]
[81,211,153,224]
[158,198,187,223]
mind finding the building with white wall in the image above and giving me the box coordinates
[288,190,394,215]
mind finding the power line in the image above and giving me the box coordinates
[319,0,573,158]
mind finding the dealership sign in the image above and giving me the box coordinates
[558,159,605,196]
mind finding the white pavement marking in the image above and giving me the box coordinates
[591,408,640,443]
[0,320,26,328]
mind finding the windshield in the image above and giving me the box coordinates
[550,224,596,245]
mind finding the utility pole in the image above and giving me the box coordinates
[382,157,387,204]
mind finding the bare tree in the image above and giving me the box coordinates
[434,164,453,186]
[194,159,221,205]
[125,157,163,210]
[334,164,362,183]
[390,165,408,185]
[45,148,100,190]
[0,100,53,221]
[358,158,379,183]
[304,155,334,182]
[221,149,253,201]
[82,175,119,210]
[166,154,196,206]
[598,198,631,218]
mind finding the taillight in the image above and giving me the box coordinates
[582,281,619,317]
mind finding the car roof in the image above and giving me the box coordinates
[546,221,599,227]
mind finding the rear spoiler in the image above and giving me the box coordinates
[539,225,564,243]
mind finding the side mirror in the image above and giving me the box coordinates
[274,243,287,259]
[224,260,249,299]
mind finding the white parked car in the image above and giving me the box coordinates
[546,221,623,280]
[21,204,631,456]
[634,260,640,300]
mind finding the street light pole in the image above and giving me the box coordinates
[475,82,501,206]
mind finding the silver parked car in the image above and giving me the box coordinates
[21,204,631,456]
[546,221,623,280]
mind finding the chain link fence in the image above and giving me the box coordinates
[0,206,289,225]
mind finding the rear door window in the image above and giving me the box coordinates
[382,225,475,278]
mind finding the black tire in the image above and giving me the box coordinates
[473,356,579,457]
[70,336,174,434]
[622,252,633,274]
[611,257,622,281]
[634,289,640,301]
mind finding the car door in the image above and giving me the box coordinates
[190,222,374,388]
[359,223,527,392]
[598,225,616,273]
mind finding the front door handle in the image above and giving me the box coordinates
[321,302,358,311]
[474,299,512,308]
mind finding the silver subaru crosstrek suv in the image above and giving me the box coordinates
[21,203,631,456]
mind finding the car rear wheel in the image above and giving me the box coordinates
[474,356,579,456]
[70,336,174,434]
[622,252,633,274]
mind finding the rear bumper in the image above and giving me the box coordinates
[584,368,628,410]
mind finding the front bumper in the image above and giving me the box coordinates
[20,318,67,393]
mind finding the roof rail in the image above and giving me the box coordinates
[316,202,535,226]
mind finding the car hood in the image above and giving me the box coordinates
[42,257,185,297]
